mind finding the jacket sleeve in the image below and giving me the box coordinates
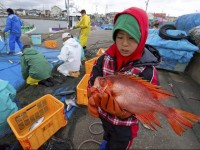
[57,46,70,61]
[20,56,29,80]
[88,55,104,88]
[75,16,90,29]
[4,17,11,32]
[139,66,159,85]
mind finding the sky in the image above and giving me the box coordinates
[1,0,200,17]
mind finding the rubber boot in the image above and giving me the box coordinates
[100,140,107,150]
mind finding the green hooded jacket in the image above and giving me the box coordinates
[20,47,52,80]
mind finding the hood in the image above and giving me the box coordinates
[63,38,79,47]
[113,7,149,60]
[134,44,161,66]
[106,7,149,71]
[22,47,39,55]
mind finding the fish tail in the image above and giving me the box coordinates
[136,112,161,131]
[166,108,200,136]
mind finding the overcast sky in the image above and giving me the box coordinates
[1,0,200,17]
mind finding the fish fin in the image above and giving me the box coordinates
[150,88,173,100]
[166,108,200,136]
[136,112,161,131]
[118,74,173,100]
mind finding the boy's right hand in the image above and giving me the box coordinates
[94,90,132,119]
[87,87,99,118]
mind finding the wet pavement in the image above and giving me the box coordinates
[1,30,200,149]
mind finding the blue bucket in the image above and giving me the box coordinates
[31,35,41,45]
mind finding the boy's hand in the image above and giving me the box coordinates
[94,91,132,119]
[88,96,99,118]
[73,26,77,29]
[87,87,99,118]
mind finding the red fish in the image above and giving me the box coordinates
[93,74,200,136]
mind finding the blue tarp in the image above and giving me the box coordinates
[147,29,198,52]
[0,46,60,90]
[0,37,21,53]
[53,83,77,119]
[175,13,200,33]
[0,38,77,120]
[146,29,199,72]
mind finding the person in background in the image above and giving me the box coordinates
[20,35,54,87]
[3,8,23,55]
[73,9,91,50]
[153,21,159,29]
[87,7,161,150]
[57,32,82,77]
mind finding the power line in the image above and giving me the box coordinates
[0,2,6,9]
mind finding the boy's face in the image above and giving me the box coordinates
[116,30,138,56]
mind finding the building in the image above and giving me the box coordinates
[15,8,26,16]
[51,6,62,17]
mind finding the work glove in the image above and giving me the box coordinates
[94,90,132,119]
[87,87,99,118]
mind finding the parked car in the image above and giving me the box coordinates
[100,24,113,30]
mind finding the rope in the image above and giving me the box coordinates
[89,122,104,135]
[78,121,103,150]
[0,34,8,52]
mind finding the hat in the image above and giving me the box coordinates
[112,14,141,43]
[80,9,86,14]
[62,32,71,39]
[21,34,32,46]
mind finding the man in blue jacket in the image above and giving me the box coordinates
[3,8,23,54]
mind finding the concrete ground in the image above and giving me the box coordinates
[1,30,200,149]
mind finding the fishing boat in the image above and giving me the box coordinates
[49,26,68,33]
[21,23,36,34]
[0,24,36,36]
[49,13,80,33]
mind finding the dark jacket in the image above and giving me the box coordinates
[89,44,161,87]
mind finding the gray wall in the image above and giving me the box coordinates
[185,52,200,85]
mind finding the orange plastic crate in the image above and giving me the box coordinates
[96,48,106,56]
[44,40,58,49]
[7,94,67,150]
[76,74,90,105]
[85,57,99,74]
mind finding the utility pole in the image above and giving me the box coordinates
[65,0,70,29]
[105,4,108,15]
[145,0,149,12]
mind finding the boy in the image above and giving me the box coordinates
[87,7,161,150]
[20,35,54,87]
